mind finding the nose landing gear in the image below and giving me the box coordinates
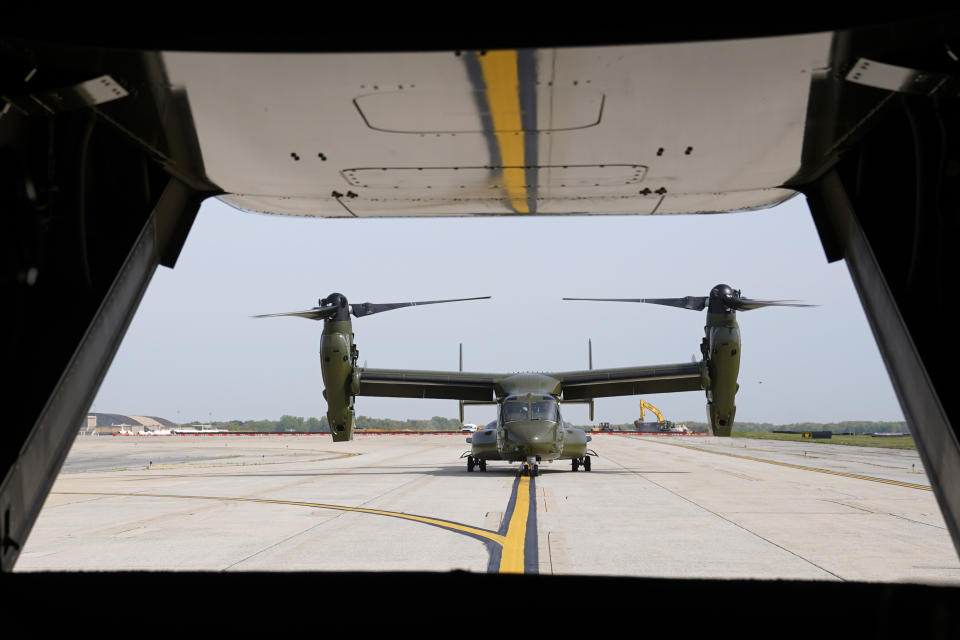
[571,456,592,472]
[466,456,487,472]
[518,456,539,477]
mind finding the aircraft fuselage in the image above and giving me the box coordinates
[468,391,591,471]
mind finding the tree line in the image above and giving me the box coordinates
[195,416,908,434]
[203,415,465,433]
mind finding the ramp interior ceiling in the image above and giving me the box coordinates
[161,37,828,218]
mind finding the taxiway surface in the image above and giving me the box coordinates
[15,433,960,582]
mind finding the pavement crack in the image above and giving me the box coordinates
[356,473,433,511]
[222,518,340,570]
[547,530,555,575]
[888,513,947,530]
[821,499,874,513]
[603,450,846,582]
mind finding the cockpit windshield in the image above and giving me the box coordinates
[502,397,559,423]
[531,400,559,422]
[503,401,530,422]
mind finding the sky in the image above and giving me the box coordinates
[92,194,905,427]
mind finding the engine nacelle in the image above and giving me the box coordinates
[321,320,357,441]
[703,312,741,437]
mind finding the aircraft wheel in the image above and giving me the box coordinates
[467,456,475,472]
[583,456,591,472]
[532,464,539,477]
[572,459,579,472]
[479,459,487,471]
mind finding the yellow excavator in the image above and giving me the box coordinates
[634,399,687,433]
[638,399,666,424]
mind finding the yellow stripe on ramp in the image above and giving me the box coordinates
[479,50,529,214]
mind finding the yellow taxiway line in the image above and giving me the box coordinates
[54,481,536,572]
[498,475,531,573]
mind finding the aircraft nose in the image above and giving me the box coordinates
[507,421,556,443]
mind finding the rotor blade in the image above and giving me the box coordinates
[563,296,707,311]
[733,298,815,311]
[350,296,491,318]
[640,296,708,311]
[251,306,338,321]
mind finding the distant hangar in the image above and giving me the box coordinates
[80,413,177,435]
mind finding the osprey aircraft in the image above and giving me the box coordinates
[256,285,808,475]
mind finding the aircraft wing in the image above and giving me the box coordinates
[556,362,704,400]
[357,368,498,401]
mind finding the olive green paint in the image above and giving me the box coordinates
[263,290,762,471]
[321,319,358,442]
[702,312,741,437]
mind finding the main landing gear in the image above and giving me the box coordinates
[467,456,486,472]
[571,456,592,472]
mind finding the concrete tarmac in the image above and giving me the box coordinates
[14,433,960,583]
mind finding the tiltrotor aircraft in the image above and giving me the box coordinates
[256,285,807,476]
